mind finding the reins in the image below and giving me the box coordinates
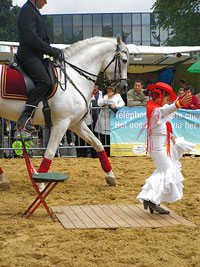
[55,45,127,121]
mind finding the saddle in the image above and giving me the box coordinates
[1,55,59,128]
[9,54,57,98]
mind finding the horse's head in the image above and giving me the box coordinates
[102,35,129,94]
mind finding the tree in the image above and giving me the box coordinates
[0,0,20,41]
[152,0,200,46]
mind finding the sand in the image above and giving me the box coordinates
[0,156,199,267]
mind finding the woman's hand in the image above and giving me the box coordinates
[181,94,192,106]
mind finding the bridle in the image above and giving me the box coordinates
[56,45,128,120]
[57,44,128,91]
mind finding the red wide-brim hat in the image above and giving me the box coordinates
[147,82,177,101]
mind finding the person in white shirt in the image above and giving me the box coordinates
[95,86,125,156]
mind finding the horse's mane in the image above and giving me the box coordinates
[63,36,117,58]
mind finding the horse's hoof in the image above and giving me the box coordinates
[105,171,116,186]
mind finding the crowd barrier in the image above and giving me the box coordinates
[0,107,108,158]
[1,106,200,158]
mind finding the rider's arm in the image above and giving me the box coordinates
[18,6,59,57]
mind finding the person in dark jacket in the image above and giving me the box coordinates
[17,0,61,132]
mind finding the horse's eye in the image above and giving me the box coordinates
[122,59,127,64]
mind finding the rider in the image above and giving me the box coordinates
[17,0,62,132]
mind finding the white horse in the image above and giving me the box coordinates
[0,35,129,187]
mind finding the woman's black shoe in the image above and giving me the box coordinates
[143,200,170,215]
[143,200,150,210]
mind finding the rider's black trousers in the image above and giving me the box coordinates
[17,55,51,107]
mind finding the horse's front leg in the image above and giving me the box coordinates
[37,121,69,173]
[71,121,116,186]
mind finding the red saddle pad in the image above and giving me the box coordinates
[1,65,58,100]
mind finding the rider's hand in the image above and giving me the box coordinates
[49,47,62,59]
[181,94,192,106]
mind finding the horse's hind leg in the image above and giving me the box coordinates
[71,121,116,186]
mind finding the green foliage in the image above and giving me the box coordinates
[152,0,200,45]
[0,0,20,41]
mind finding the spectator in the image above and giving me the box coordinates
[91,84,103,130]
[196,92,200,100]
[127,80,149,107]
[75,84,103,158]
[177,88,185,98]
[179,78,187,89]
[181,86,200,109]
[88,84,103,158]
[95,85,125,156]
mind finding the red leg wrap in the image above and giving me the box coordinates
[97,150,112,173]
[0,168,3,175]
[38,158,52,173]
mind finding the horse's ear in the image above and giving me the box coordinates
[116,34,122,46]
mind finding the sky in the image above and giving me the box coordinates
[12,0,156,14]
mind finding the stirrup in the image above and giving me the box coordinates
[18,118,36,133]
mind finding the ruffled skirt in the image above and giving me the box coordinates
[136,137,195,205]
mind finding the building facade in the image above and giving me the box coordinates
[44,12,171,46]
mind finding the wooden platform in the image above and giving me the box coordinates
[51,204,196,229]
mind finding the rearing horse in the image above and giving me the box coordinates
[0,35,129,187]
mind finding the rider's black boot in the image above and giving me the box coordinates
[17,105,36,132]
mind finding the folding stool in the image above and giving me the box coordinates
[22,139,69,221]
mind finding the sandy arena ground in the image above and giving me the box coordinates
[0,156,199,267]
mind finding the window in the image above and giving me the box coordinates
[73,27,83,42]
[151,25,160,46]
[63,15,72,44]
[93,14,102,26]
[103,26,112,37]
[122,14,131,25]
[113,26,122,38]
[142,26,150,41]
[142,13,150,25]
[73,14,82,26]
[83,14,92,26]
[93,26,102,36]
[63,27,72,44]
[83,26,93,39]
[113,14,122,26]
[53,15,63,43]
[132,13,141,25]
[63,15,72,27]
[44,15,53,42]
[45,12,163,47]
[132,26,141,43]
[103,14,112,26]
[123,25,132,43]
